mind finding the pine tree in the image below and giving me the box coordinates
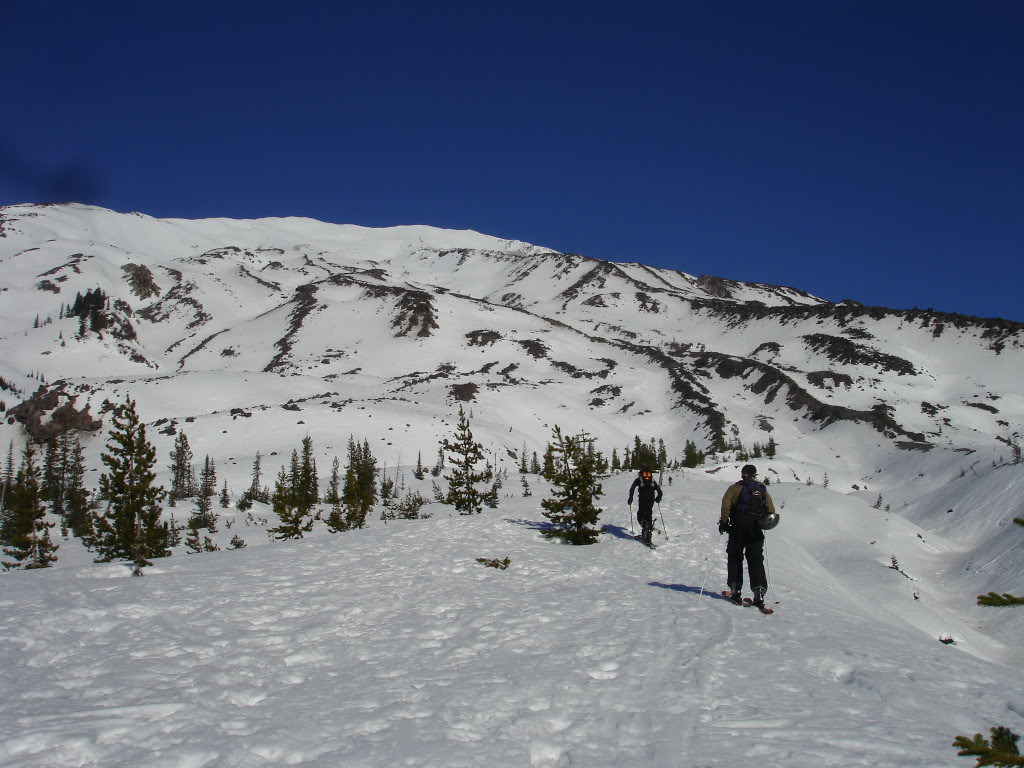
[91,397,170,567]
[249,451,264,499]
[341,437,377,529]
[268,464,313,540]
[520,472,532,497]
[657,438,668,470]
[540,426,605,545]
[190,455,218,531]
[324,455,347,532]
[765,435,777,458]
[542,444,556,477]
[168,431,196,503]
[682,439,704,468]
[64,435,92,540]
[219,479,230,508]
[530,451,541,475]
[324,456,342,507]
[610,447,621,472]
[441,406,487,515]
[2,443,59,569]
[297,435,319,513]
[953,726,1024,767]
[414,451,426,480]
[2,440,15,506]
[976,518,1024,606]
[431,446,445,477]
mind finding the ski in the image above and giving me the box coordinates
[635,535,657,550]
[743,598,774,615]
[720,591,774,614]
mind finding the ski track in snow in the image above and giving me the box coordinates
[1,475,1022,768]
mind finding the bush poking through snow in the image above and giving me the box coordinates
[476,557,511,570]
[952,726,1024,767]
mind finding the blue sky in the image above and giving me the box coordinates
[2,1,1021,321]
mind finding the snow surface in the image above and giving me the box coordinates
[2,470,1022,768]
[1,203,1022,767]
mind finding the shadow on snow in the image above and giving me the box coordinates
[648,581,731,601]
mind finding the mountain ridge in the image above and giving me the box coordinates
[1,203,1021,502]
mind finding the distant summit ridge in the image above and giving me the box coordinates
[0,203,1020,483]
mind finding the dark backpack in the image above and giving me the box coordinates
[733,480,767,519]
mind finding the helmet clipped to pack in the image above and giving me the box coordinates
[759,512,780,530]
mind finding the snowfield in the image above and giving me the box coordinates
[1,470,1021,768]
[1,203,1022,767]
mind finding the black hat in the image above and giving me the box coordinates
[741,464,757,478]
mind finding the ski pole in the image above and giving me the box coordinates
[628,503,634,535]
[698,557,712,598]
[657,502,668,539]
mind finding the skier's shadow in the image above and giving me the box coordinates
[601,523,639,541]
[504,517,558,533]
[649,581,731,601]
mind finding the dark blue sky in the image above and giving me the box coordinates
[2,1,1021,320]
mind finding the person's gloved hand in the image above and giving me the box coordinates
[718,518,730,535]
[627,497,633,506]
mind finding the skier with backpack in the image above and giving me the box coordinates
[628,468,663,546]
[719,464,779,610]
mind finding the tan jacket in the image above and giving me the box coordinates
[720,481,776,521]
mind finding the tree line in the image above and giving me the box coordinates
[3,394,783,570]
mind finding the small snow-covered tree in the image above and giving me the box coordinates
[953,726,1023,767]
[92,397,169,567]
[441,406,487,515]
[540,426,605,545]
[2,443,58,569]
[268,465,313,540]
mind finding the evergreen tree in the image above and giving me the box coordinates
[610,447,621,472]
[519,444,529,474]
[268,464,313,540]
[530,451,541,475]
[765,435,777,458]
[431,446,445,477]
[91,397,170,567]
[657,438,668,469]
[324,455,347,532]
[341,437,377,529]
[540,426,605,545]
[976,517,1024,606]
[441,406,487,515]
[2,440,15,507]
[631,435,657,470]
[168,431,196,503]
[40,438,62,510]
[185,522,220,553]
[219,479,230,508]
[2,443,59,569]
[63,435,92,540]
[953,726,1023,767]
[296,435,319,513]
[520,472,532,497]
[190,455,218,531]
[324,456,342,506]
[542,444,556,477]
[414,451,426,480]
[248,451,264,500]
[682,439,705,468]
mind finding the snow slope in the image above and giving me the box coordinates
[1,471,1021,768]
[1,203,1022,767]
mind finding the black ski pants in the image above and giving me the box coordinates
[636,504,654,535]
[727,516,766,594]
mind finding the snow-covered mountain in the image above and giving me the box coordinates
[1,203,1022,767]
[2,203,1020,484]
